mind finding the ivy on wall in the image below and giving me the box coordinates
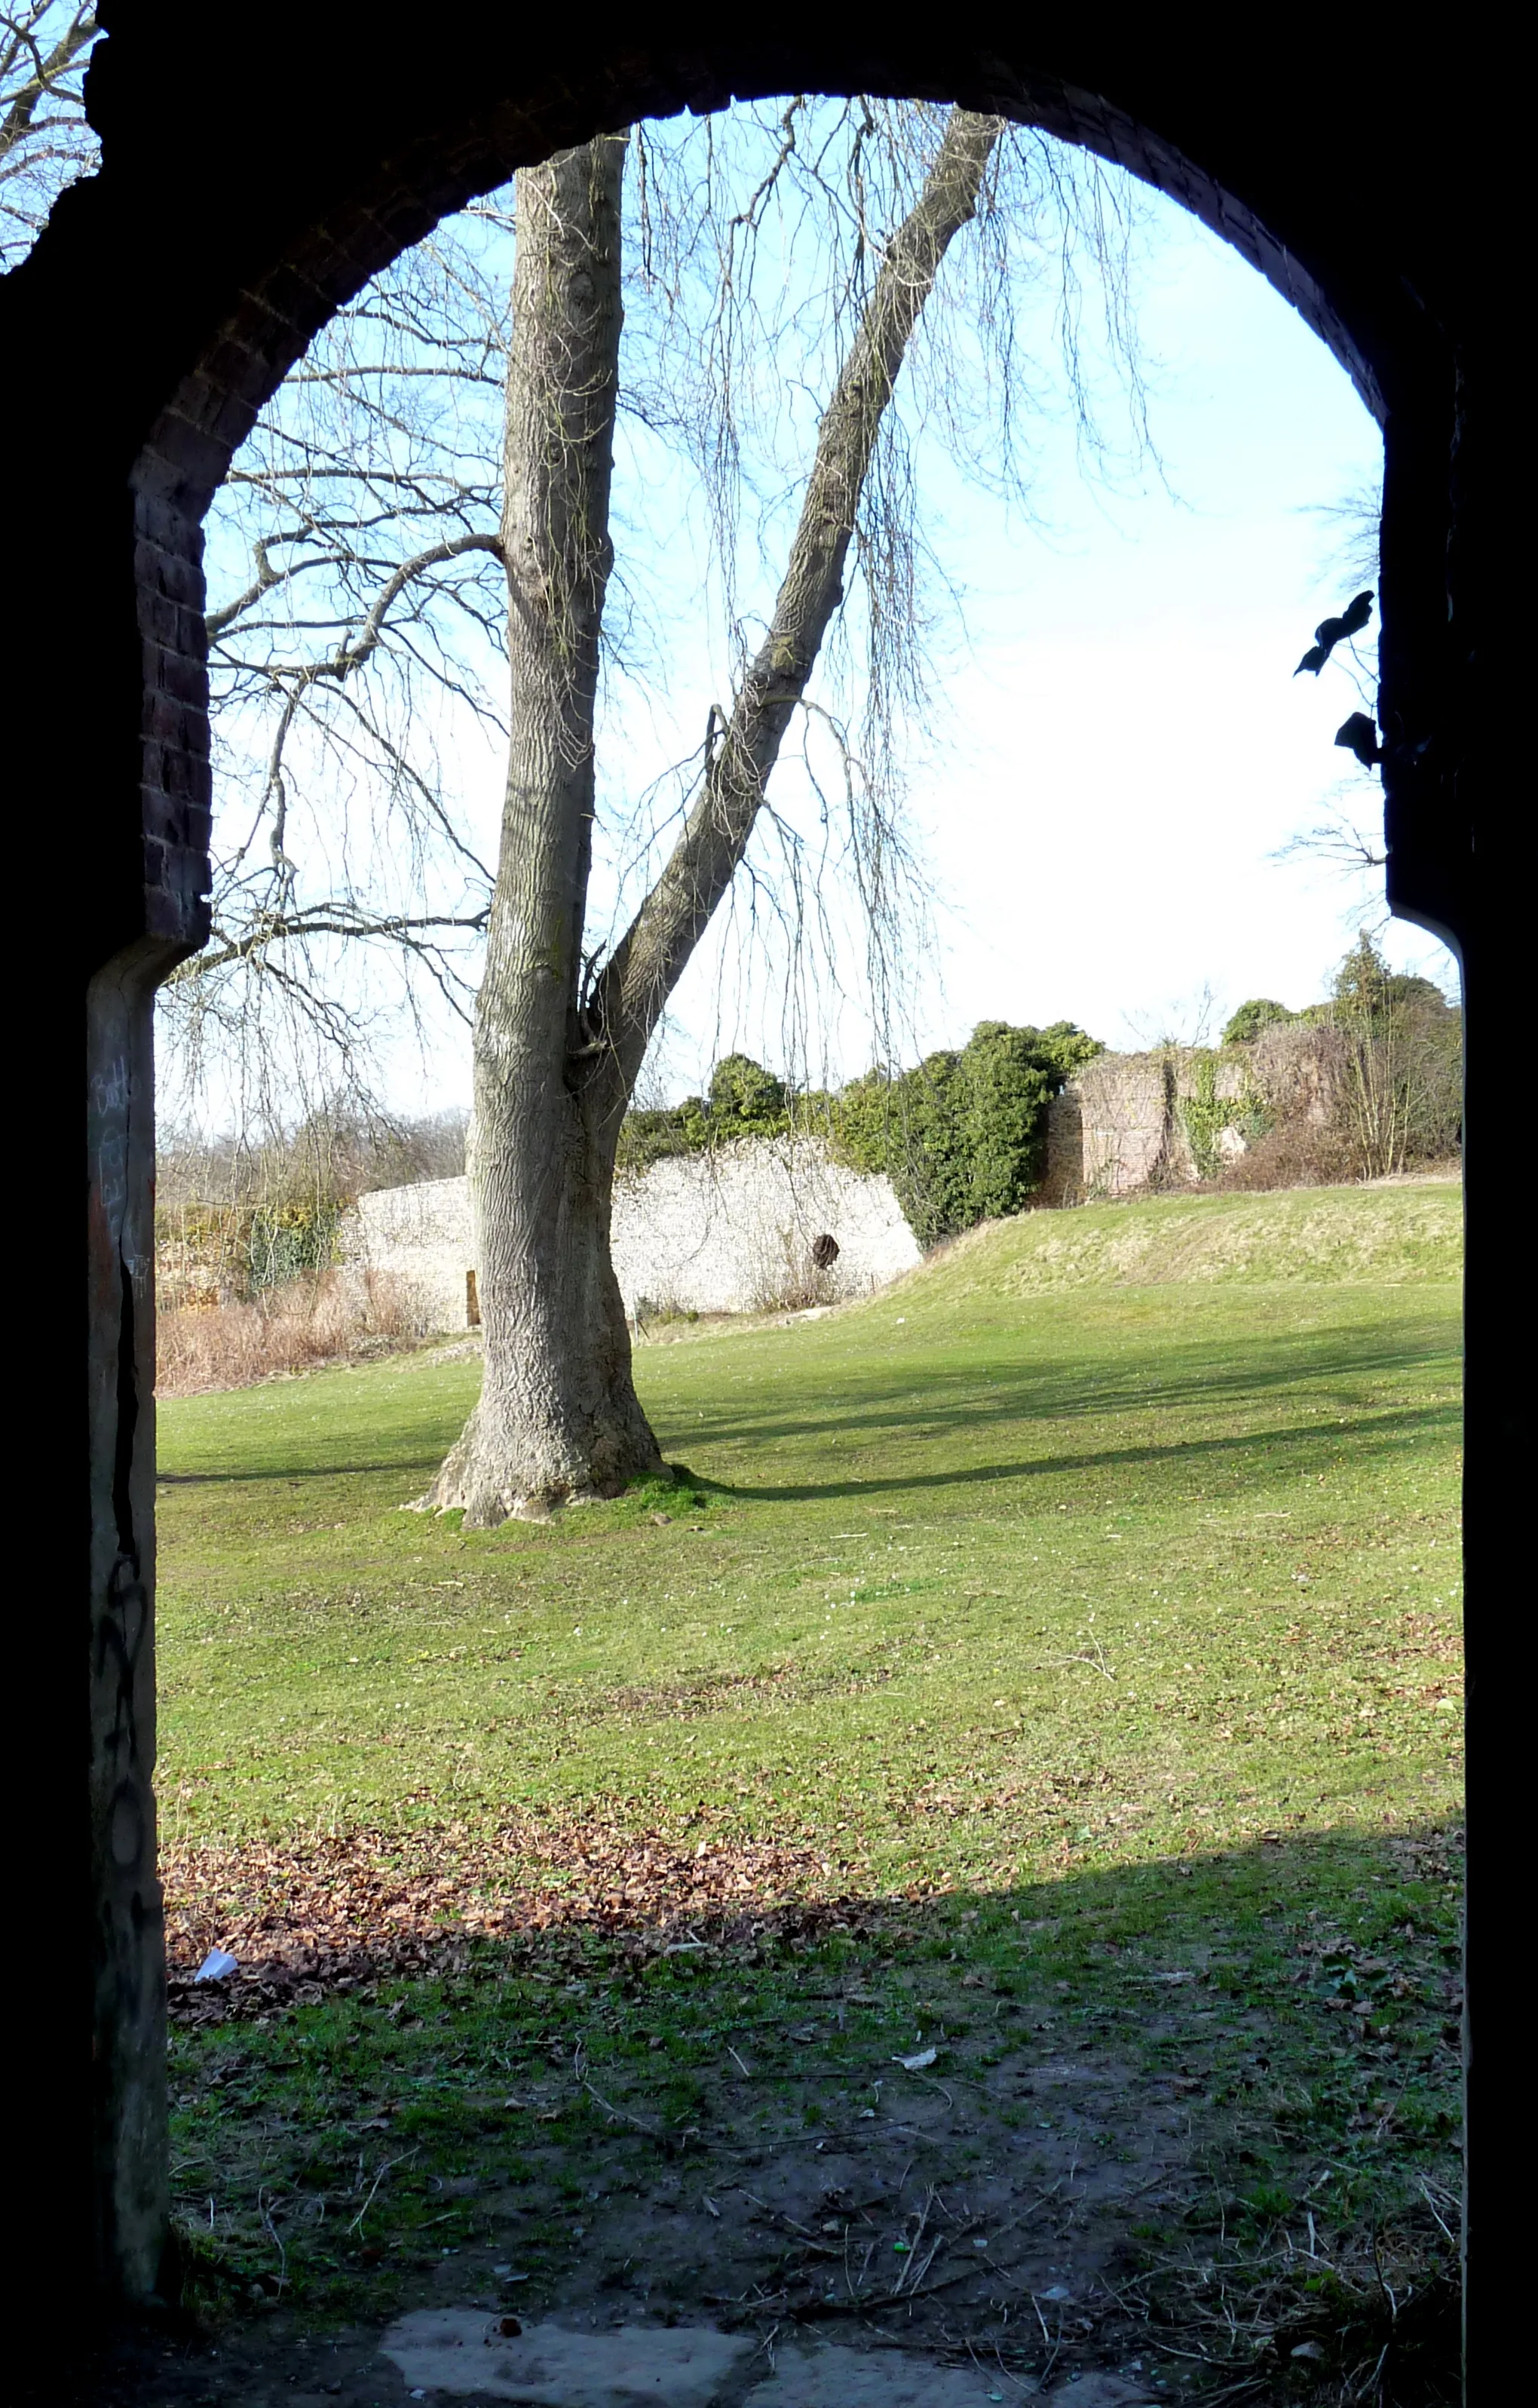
[1175,1051,1271,1183]
[155,1200,341,1305]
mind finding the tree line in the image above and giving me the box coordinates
[1218,934,1461,1186]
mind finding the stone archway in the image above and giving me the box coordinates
[3,12,1510,2384]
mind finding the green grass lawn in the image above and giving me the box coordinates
[158,1182,1463,1885]
[155,1183,1465,2392]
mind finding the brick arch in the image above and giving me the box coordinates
[112,29,1457,2302]
[9,13,1506,2360]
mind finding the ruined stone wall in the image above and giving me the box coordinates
[1043,1027,1338,1204]
[253,1030,1353,1328]
[1044,1051,1177,1202]
[1249,1019,1344,1126]
[342,1140,919,1329]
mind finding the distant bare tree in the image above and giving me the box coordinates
[1,4,97,268]
[1328,932,1461,1177]
[156,1105,469,1216]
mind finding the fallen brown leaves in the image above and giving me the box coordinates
[161,1814,879,2026]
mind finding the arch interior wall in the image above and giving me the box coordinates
[1,11,1518,2386]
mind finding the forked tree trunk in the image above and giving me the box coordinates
[429,112,1003,1524]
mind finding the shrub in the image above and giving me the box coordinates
[1216,1113,1360,1192]
[707,1052,789,1132]
[616,1053,793,1171]
[1221,998,1295,1046]
[749,1235,841,1315]
[833,1020,1102,1247]
[157,1269,433,1396]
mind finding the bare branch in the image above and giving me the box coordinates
[1,3,99,264]
[0,5,93,164]
[595,110,1006,1088]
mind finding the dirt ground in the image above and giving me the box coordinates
[69,1893,1460,2408]
[78,2022,1230,2404]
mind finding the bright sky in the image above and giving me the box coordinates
[214,129,1448,1124]
[881,204,1417,1058]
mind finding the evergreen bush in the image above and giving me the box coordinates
[832,1020,1101,1247]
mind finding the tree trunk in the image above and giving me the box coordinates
[429,111,1002,1524]
[425,133,657,1525]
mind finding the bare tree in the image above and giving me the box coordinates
[1278,482,1388,895]
[168,105,1147,1133]
[158,207,517,1137]
[424,113,1008,1520]
[1,4,97,268]
[166,101,1150,1513]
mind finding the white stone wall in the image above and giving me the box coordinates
[340,1140,919,1330]
[341,1174,476,1333]
[612,1137,919,1316]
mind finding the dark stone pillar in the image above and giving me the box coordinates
[1379,315,1528,2399]
[86,941,173,2299]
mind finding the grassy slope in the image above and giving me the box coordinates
[158,1183,1463,1888]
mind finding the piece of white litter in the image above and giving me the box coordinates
[893,2047,937,2072]
[193,1949,238,1983]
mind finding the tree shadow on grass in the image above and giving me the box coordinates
[155,1316,1459,1496]
[688,1319,1460,1453]
[152,1821,1463,2405]
[694,1400,1460,1506]
[152,1400,1460,1508]
[157,1461,428,1486]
